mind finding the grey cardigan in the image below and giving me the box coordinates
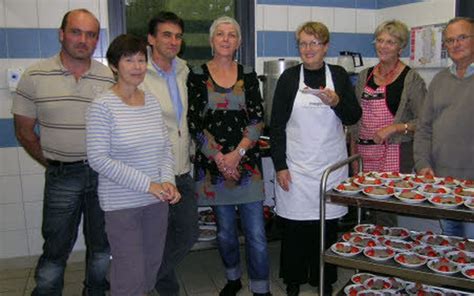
[351,66,427,144]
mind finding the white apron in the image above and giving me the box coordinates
[275,64,348,220]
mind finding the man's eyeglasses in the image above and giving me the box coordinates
[297,40,324,49]
[443,34,474,47]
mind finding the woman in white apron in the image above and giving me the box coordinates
[270,22,362,296]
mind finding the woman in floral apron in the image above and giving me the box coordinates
[350,20,427,225]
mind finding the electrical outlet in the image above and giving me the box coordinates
[7,68,24,92]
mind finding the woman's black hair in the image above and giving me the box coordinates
[106,34,148,69]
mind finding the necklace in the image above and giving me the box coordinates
[375,60,400,85]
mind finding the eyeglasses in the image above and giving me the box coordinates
[373,38,399,47]
[443,34,474,46]
[297,40,324,49]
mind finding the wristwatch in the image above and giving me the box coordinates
[238,147,246,157]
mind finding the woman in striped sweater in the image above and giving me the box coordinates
[86,34,181,296]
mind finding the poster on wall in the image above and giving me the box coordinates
[410,23,448,68]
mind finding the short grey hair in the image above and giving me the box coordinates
[443,17,474,38]
[209,16,241,44]
[374,20,409,49]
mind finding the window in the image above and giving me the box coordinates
[107,0,254,67]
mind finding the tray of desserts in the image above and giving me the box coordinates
[330,172,474,221]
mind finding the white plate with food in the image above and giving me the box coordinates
[461,265,474,280]
[198,208,216,225]
[437,176,461,188]
[409,174,441,185]
[394,252,427,268]
[363,276,392,290]
[386,227,410,240]
[404,283,444,296]
[349,235,381,248]
[344,283,366,296]
[435,288,463,296]
[342,232,362,242]
[453,187,474,199]
[354,176,384,187]
[418,184,451,197]
[457,239,474,254]
[376,172,404,181]
[354,223,375,234]
[362,186,394,200]
[383,239,413,252]
[413,245,444,260]
[356,290,383,296]
[364,246,395,262]
[300,86,324,95]
[354,224,389,237]
[331,242,362,257]
[420,234,453,249]
[351,272,375,285]
[460,179,474,189]
[334,182,361,195]
[386,180,416,191]
[377,290,403,296]
[197,225,217,241]
[428,194,463,208]
[410,230,436,242]
[446,250,474,267]
[427,258,460,275]
[386,277,406,292]
[393,190,427,204]
[464,197,474,210]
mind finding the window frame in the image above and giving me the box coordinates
[107,0,255,67]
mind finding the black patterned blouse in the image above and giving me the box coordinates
[187,63,264,206]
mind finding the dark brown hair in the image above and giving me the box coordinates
[106,34,148,69]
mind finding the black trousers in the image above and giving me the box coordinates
[277,216,339,287]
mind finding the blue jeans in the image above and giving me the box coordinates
[155,173,199,296]
[32,162,110,296]
[440,219,474,238]
[214,201,270,294]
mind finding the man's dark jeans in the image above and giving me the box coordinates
[32,162,110,296]
[155,173,199,296]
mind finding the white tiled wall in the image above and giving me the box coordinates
[255,0,456,80]
[376,0,456,28]
[4,0,39,28]
[0,0,109,259]
[376,0,456,84]
[255,4,378,77]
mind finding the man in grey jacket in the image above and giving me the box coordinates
[414,17,474,238]
[142,11,199,295]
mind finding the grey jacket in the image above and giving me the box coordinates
[351,66,427,144]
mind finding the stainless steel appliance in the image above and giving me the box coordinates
[259,59,299,126]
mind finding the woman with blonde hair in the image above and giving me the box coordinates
[351,20,426,174]
[350,20,427,227]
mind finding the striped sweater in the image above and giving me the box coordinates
[86,89,175,211]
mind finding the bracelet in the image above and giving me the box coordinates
[404,123,408,135]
